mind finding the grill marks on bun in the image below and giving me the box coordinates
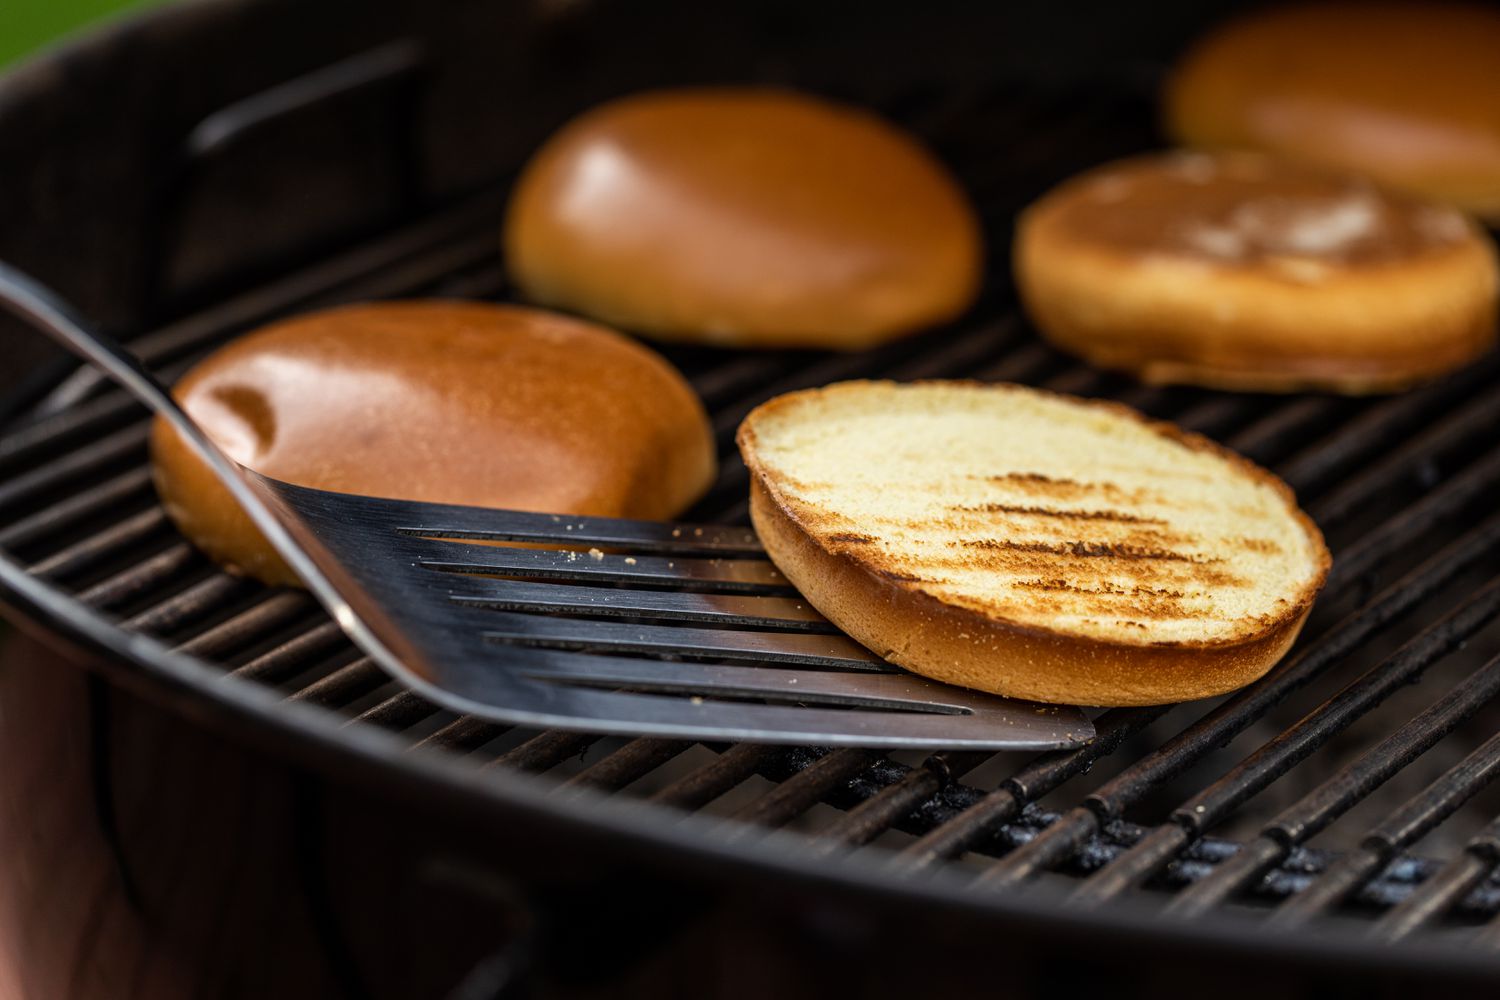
[738,381,1331,706]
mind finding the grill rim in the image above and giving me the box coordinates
[6,0,1500,981]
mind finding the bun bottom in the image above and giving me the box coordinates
[749,480,1311,706]
[1015,240,1499,395]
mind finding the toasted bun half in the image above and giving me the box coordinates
[737,381,1331,706]
[503,87,982,350]
[151,301,715,587]
[1166,2,1500,221]
[1014,152,1499,394]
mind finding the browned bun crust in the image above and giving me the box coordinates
[749,480,1313,706]
[503,87,982,350]
[738,381,1331,707]
[151,301,715,587]
[1014,153,1500,394]
[1166,2,1500,221]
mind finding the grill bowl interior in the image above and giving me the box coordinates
[4,0,1500,992]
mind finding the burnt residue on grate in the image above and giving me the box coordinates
[5,78,1500,945]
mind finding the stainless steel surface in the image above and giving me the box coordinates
[0,261,1094,751]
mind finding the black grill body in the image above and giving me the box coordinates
[4,1,1500,997]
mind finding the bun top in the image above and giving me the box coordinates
[150,301,715,585]
[503,87,982,349]
[1166,2,1500,219]
[1027,151,1480,276]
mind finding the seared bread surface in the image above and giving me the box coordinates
[151,301,715,586]
[1166,1,1500,221]
[1015,151,1499,393]
[738,381,1330,706]
[504,87,982,350]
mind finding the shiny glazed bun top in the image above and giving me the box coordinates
[504,87,983,350]
[1037,151,1479,270]
[150,301,716,586]
[1167,2,1500,220]
[1013,151,1499,394]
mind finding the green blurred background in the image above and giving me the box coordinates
[1,0,161,68]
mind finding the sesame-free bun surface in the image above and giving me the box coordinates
[1166,2,1500,220]
[738,381,1330,706]
[151,301,715,587]
[504,87,982,350]
[1014,152,1499,393]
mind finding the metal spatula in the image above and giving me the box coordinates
[0,263,1094,750]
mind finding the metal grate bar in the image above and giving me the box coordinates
[1276,360,1499,495]
[1265,667,1500,847]
[286,657,385,707]
[76,543,201,611]
[902,802,1486,912]
[1269,729,1500,928]
[561,738,696,793]
[1226,397,1346,467]
[0,390,145,472]
[729,748,883,830]
[1168,396,1257,441]
[0,424,148,516]
[1370,814,1500,942]
[894,318,1026,382]
[413,717,509,753]
[979,339,1063,384]
[229,619,347,684]
[25,505,166,581]
[1162,651,1500,918]
[1039,361,1114,396]
[706,340,932,443]
[1064,577,1500,906]
[488,731,601,773]
[0,466,153,553]
[1323,445,1500,583]
[173,591,314,659]
[350,690,437,732]
[1307,388,1500,527]
[649,744,780,811]
[116,573,252,636]
[1166,580,1500,836]
[812,751,990,853]
[893,708,1166,870]
[1364,742,1500,863]
[688,352,802,409]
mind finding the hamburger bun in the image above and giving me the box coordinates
[151,301,715,586]
[503,87,983,350]
[1014,151,1499,393]
[1165,2,1500,221]
[737,381,1331,707]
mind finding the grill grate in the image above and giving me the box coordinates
[6,77,1500,946]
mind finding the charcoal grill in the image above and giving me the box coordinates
[4,1,1500,996]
